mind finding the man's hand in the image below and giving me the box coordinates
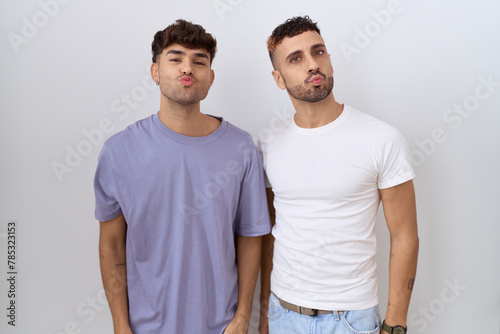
[258,297,269,334]
[223,313,250,334]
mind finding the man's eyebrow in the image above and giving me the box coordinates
[311,43,326,50]
[285,44,326,62]
[193,52,209,60]
[285,50,303,62]
[166,49,209,60]
[166,49,185,56]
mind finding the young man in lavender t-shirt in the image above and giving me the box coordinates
[94,19,270,334]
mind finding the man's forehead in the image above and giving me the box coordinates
[275,30,325,56]
[281,31,324,50]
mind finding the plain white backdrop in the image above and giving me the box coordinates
[1,0,499,333]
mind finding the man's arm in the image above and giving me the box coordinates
[259,188,275,334]
[379,180,419,333]
[99,214,133,334]
[223,235,263,334]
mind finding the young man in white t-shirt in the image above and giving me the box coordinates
[258,16,419,334]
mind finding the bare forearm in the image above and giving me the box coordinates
[235,235,262,319]
[99,244,130,332]
[384,234,419,327]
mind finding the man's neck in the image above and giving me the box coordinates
[158,99,220,137]
[291,93,344,129]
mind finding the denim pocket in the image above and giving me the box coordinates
[341,305,381,334]
[268,293,284,320]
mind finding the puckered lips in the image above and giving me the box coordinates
[180,75,195,87]
[305,71,327,86]
[309,74,324,85]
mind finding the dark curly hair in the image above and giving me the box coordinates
[267,16,320,69]
[151,19,217,65]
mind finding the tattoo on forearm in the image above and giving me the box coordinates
[408,278,415,290]
[116,263,125,267]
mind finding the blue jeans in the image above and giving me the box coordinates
[268,292,381,334]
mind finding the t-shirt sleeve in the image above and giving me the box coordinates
[234,138,272,236]
[376,124,415,189]
[94,143,123,222]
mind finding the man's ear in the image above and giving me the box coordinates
[272,70,286,90]
[209,69,215,89]
[151,62,159,84]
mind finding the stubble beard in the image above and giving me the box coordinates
[161,85,209,106]
[286,76,334,103]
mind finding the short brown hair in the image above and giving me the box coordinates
[267,16,320,69]
[151,19,217,65]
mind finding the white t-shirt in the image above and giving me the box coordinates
[257,105,415,310]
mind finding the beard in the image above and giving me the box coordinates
[285,74,334,103]
[161,84,209,106]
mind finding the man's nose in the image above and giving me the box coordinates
[307,56,320,73]
[182,62,193,75]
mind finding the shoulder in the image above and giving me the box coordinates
[223,121,254,142]
[346,105,405,141]
[345,105,385,129]
[222,120,256,149]
[220,121,264,163]
[102,114,155,151]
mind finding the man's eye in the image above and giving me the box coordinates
[315,50,325,56]
[195,62,206,66]
[170,58,181,62]
[291,57,301,63]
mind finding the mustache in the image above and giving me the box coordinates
[304,71,326,83]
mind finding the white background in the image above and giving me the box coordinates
[1,0,499,333]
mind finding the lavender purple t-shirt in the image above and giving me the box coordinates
[94,113,271,333]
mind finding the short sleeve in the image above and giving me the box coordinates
[94,144,123,222]
[376,124,415,189]
[234,138,272,236]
